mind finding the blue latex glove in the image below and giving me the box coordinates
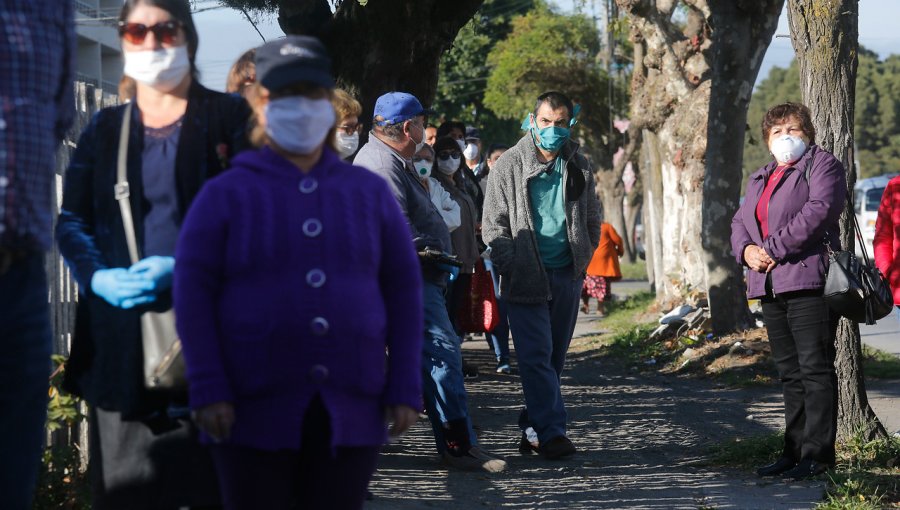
[128,256,175,292]
[437,263,460,282]
[91,268,157,309]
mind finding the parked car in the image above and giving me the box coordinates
[854,173,898,260]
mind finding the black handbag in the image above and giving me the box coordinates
[822,202,893,325]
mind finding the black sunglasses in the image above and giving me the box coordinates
[437,152,461,161]
[118,21,182,45]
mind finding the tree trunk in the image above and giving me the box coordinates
[275,0,485,137]
[787,0,887,441]
[703,1,784,334]
[641,128,665,294]
[623,163,643,264]
[617,0,782,329]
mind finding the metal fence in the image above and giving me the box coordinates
[47,82,120,464]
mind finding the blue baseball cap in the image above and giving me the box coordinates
[373,92,433,126]
[255,36,334,91]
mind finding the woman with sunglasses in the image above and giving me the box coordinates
[173,36,422,509]
[432,137,481,337]
[56,0,250,507]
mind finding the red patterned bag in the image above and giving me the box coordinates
[455,259,499,333]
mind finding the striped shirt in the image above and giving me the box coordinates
[0,0,75,250]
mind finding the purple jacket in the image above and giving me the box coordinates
[731,145,846,299]
[174,146,423,450]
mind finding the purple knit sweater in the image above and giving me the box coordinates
[174,146,423,451]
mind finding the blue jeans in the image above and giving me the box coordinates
[421,281,477,453]
[505,266,582,443]
[0,253,52,510]
[487,263,510,363]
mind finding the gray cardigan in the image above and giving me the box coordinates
[482,134,602,303]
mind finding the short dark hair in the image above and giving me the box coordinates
[437,121,465,139]
[487,143,509,158]
[119,0,199,72]
[534,91,574,119]
[761,102,816,145]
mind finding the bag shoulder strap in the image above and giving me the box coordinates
[115,103,141,265]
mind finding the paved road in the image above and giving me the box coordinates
[576,278,900,434]
[860,308,900,357]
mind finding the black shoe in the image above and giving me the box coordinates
[756,456,797,477]
[518,433,539,454]
[781,458,830,480]
[540,435,576,459]
[462,360,479,379]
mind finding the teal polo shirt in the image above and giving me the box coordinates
[528,157,572,269]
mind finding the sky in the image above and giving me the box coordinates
[193,1,900,93]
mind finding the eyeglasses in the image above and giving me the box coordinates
[337,123,362,136]
[437,152,461,161]
[118,21,182,46]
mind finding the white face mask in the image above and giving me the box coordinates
[770,135,807,164]
[334,131,359,158]
[412,123,426,153]
[123,46,191,92]
[463,142,479,160]
[455,138,466,152]
[437,156,460,175]
[414,160,432,180]
[264,97,336,156]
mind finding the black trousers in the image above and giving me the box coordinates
[761,287,838,464]
[209,397,380,510]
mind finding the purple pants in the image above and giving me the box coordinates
[209,397,380,510]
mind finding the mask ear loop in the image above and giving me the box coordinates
[569,104,581,128]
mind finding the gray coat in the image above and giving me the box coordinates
[353,134,451,254]
[482,134,602,304]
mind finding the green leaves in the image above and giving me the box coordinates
[745,48,900,180]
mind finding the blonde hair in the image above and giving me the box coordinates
[226,49,256,96]
[331,88,362,122]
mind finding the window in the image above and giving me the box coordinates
[865,187,884,213]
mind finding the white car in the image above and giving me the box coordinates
[854,174,898,262]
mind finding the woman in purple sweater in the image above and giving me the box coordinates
[173,36,423,509]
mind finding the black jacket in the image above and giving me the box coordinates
[56,83,251,418]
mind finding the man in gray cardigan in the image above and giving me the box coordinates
[482,91,601,459]
[354,92,505,473]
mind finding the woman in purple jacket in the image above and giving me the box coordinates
[731,102,846,480]
[173,36,423,509]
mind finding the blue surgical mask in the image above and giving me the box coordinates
[521,113,570,152]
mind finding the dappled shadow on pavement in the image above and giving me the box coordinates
[366,342,824,509]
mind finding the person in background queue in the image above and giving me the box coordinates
[225,48,256,97]
[437,121,484,224]
[55,0,251,506]
[481,91,601,460]
[582,222,624,317]
[464,126,484,174]
[425,123,438,146]
[478,144,512,373]
[331,88,362,161]
[414,143,461,232]
[0,1,75,508]
[354,92,507,473]
[731,102,844,480]
[477,143,509,196]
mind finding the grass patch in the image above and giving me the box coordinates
[861,345,900,379]
[709,430,900,508]
[708,432,784,470]
[619,260,648,281]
